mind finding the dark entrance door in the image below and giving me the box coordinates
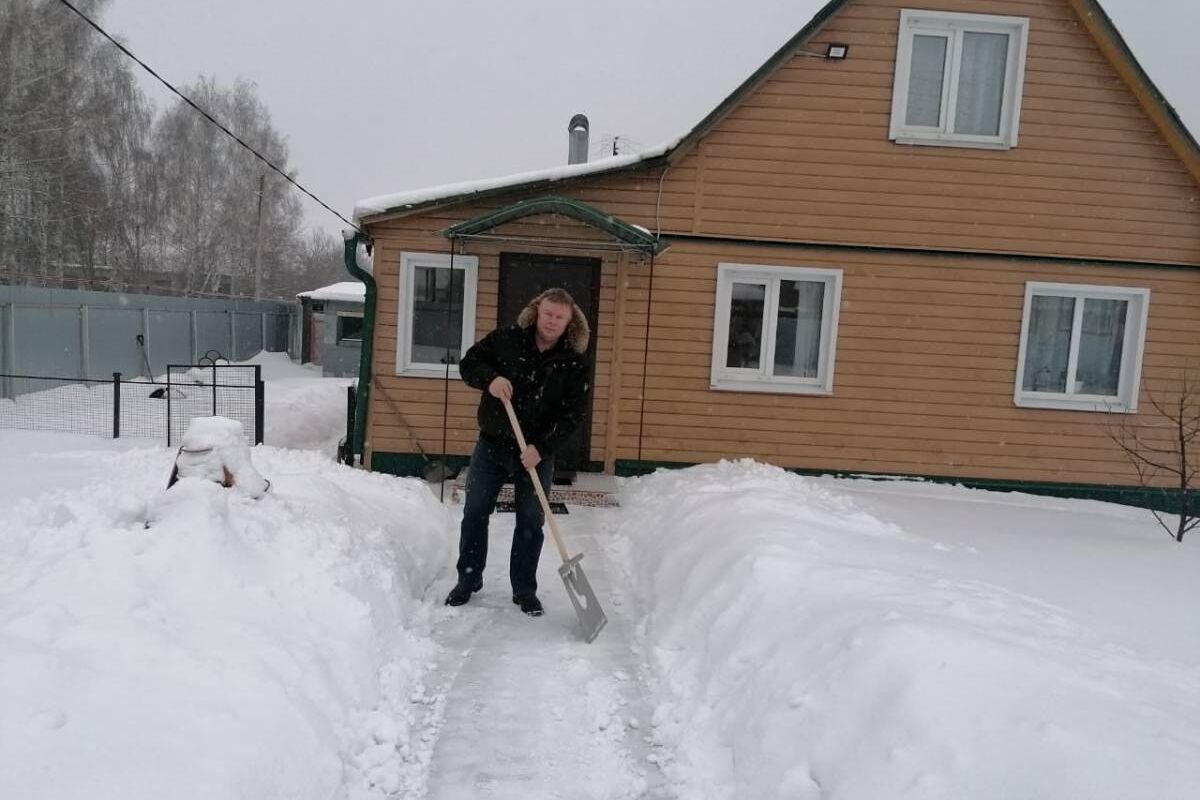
[498,252,601,474]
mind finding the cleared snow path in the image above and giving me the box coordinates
[418,507,668,800]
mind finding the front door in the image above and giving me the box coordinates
[498,252,601,473]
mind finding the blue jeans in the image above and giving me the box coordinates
[457,437,555,597]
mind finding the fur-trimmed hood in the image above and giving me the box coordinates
[515,290,590,354]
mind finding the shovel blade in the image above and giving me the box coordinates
[558,554,607,643]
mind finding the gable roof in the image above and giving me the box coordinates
[354,0,1200,224]
[353,145,675,223]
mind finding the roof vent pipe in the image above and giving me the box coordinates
[568,114,589,165]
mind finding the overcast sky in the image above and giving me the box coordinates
[100,0,1199,236]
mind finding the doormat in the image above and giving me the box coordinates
[495,500,568,515]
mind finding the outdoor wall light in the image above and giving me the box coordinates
[826,43,850,60]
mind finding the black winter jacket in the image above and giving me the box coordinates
[458,325,590,457]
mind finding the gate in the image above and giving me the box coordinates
[166,363,264,446]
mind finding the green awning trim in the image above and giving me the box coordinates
[442,195,668,255]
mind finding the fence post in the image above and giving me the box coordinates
[344,383,357,465]
[80,305,90,379]
[142,307,152,377]
[112,372,121,438]
[229,310,237,361]
[190,310,198,362]
[1,303,11,400]
[254,364,264,445]
[166,366,173,447]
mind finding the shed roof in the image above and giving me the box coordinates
[296,281,365,303]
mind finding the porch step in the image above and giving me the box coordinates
[449,471,619,508]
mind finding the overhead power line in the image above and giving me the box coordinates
[54,0,359,231]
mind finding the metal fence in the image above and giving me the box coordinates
[166,364,263,446]
[0,284,296,391]
[0,365,263,445]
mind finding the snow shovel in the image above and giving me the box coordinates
[502,398,608,643]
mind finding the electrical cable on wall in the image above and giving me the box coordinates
[636,251,655,463]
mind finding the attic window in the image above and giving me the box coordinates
[889,9,1029,149]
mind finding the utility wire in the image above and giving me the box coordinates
[54,0,359,231]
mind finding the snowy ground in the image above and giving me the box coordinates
[2,363,1199,799]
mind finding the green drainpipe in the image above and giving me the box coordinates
[343,229,376,465]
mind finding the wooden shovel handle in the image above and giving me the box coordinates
[501,398,572,564]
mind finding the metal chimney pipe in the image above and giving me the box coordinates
[568,114,589,165]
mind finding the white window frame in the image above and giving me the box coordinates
[889,9,1030,150]
[396,251,479,378]
[1013,282,1150,413]
[711,263,842,395]
[335,311,363,345]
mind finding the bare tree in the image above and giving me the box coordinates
[2,4,322,300]
[1110,365,1200,542]
[153,77,301,296]
[272,228,346,299]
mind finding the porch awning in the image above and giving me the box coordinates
[440,195,668,255]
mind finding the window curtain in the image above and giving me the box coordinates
[1022,295,1074,392]
[955,32,1009,136]
[1076,298,1127,396]
[773,280,825,378]
[906,34,948,127]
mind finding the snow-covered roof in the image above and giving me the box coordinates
[353,138,677,223]
[296,281,365,303]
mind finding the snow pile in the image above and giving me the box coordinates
[249,352,354,455]
[0,444,453,799]
[612,460,1200,800]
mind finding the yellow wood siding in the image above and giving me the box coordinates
[660,0,1200,264]
[359,0,1200,491]
[365,204,1200,489]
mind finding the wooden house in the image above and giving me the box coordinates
[346,0,1200,509]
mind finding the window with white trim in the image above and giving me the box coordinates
[889,9,1030,149]
[396,252,478,377]
[1014,282,1150,413]
[711,263,842,394]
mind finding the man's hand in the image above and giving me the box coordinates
[488,376,513,401]
[520,444,542,470]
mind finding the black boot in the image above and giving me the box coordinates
[512,593,543,617]
[445,581,481,606]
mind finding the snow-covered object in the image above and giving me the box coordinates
[171,416,268,498]
[297,280,366,303]
[356,241,374,275]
